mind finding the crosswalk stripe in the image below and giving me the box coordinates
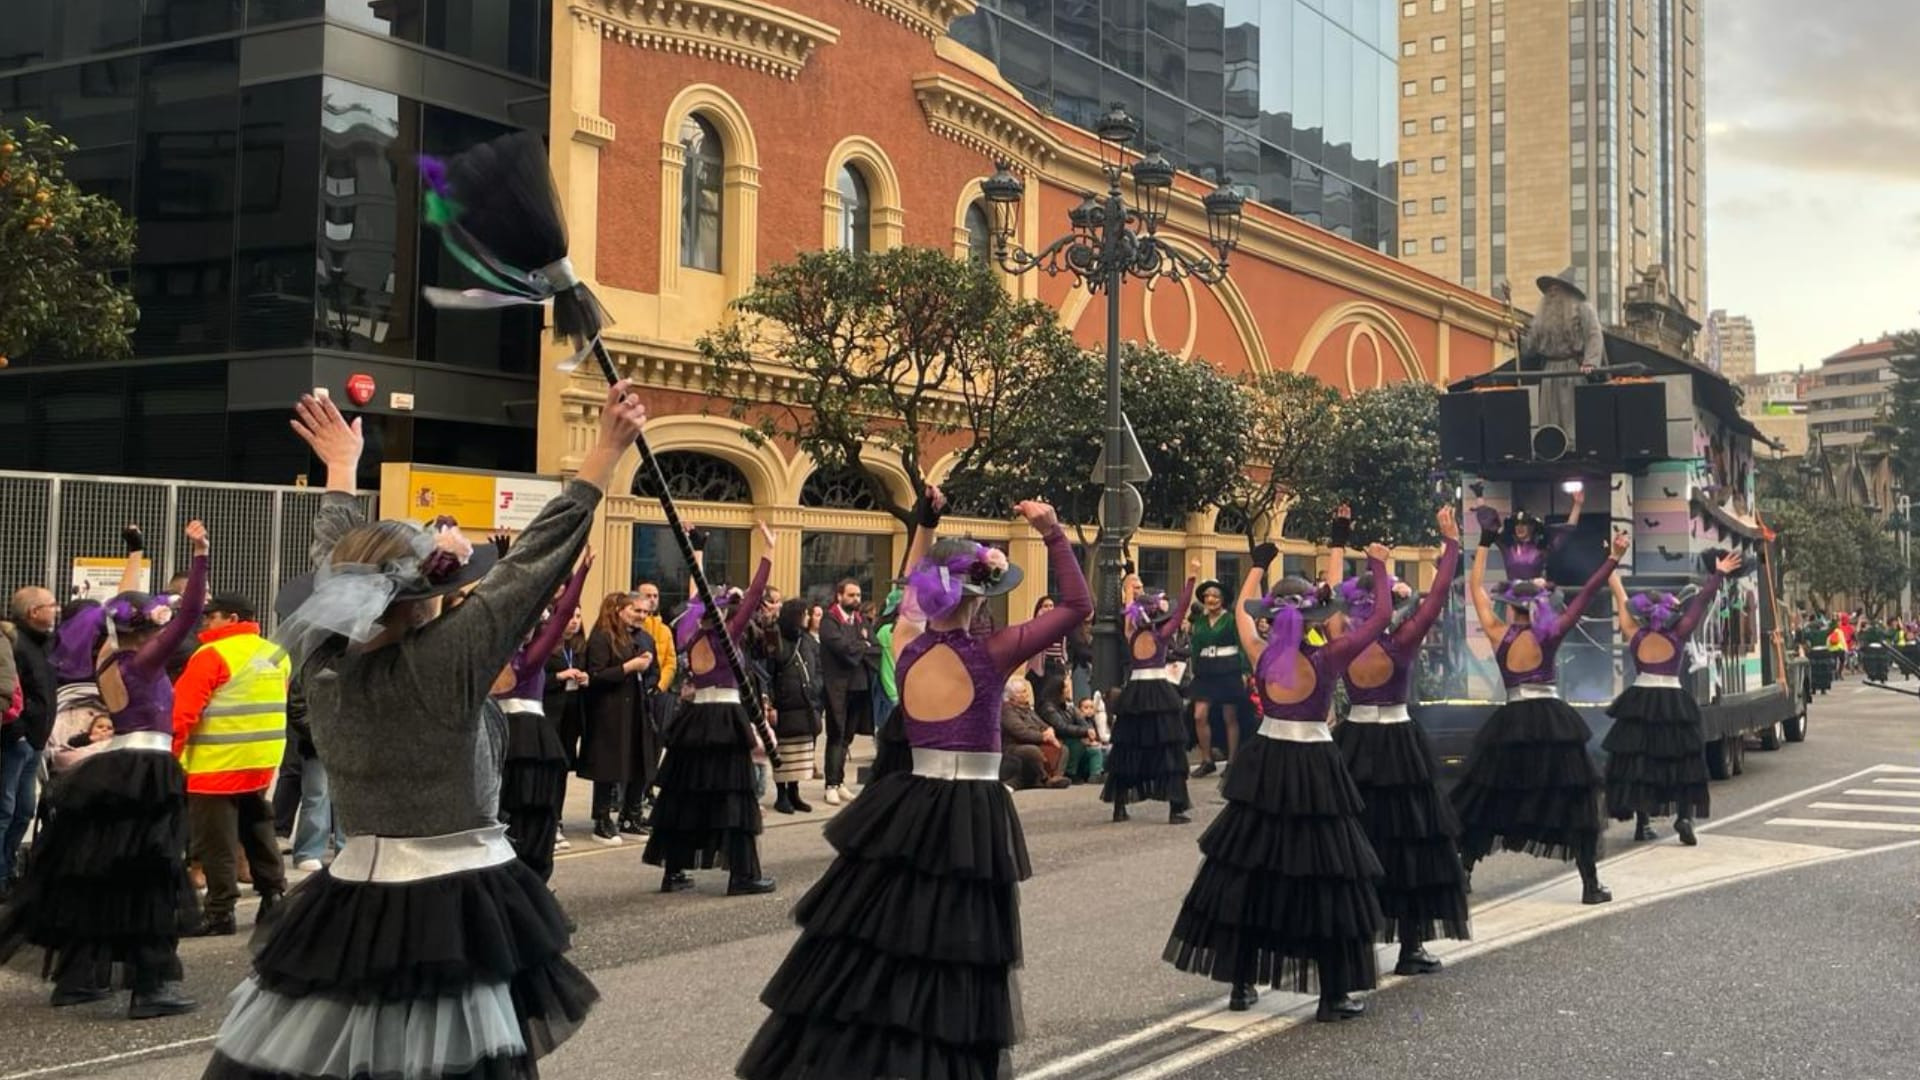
[1767,817,1920,833]
[1842,788,1920,799]
[1808,802,1920,815]
[1872,778,1920,786]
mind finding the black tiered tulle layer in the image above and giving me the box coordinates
[202,856,597,1080]
[501,710,570,879]
[1101,678,1190,808]
[1603,685,1711,820]
[870,705,912,782]
[1334,718,1471,943]
[643,699,763,878]
[737,770,1029,1080]
[1162,736,1384,996]
[1449,696,1604,863]
[0,749,196,984]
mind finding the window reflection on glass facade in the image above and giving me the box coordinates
[952,0,1399,251]
[317,78,408,355]
[680,115,723,272]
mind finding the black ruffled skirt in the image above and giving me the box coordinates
[201,853,597,1079]
[1101,678,1190,809]
[1188,670,1248,707]
[643,699,763,879]
[1603,685,1711,820]
[1450,696,1603,863]
[502,708,570,879]
[1162,736,1384,996]
[0,748,195,991]
[870,704,913,783]
[738,769,1029,1080]
[1334,718,1470,943]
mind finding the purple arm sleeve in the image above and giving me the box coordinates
[1157,577,1196,643]
[729,558,772,639]
[1553,556,1619,640]
[1546,522,1576,552]
[517,560,590,678]
[990,528,1092,671]
[1392,539,1461,651]
[1323,557,1393,671]
[1673,572,1723,638]
[133,553,207,674]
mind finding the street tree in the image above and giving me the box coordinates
[1215,371,1340,542]
[0,118,138,366]
[698,247,1082,529]
[1285,379,1445,546]
[1768,496,1866,612]
[942,342,1253,551]
[1882,330,1920,490]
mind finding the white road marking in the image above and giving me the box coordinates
[1766,817,1920,834]
[0,1038,218,1080]
[1843,788,1920,799]
[1806,802,1920,815]
[1870,777,1920,786]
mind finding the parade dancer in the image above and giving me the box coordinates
[1102,565,1198,824]
[1163,541,1392,1019]
[1451,528,1629,906]
[1186,579,1247,779]
[1471,481,1584,585]
[738,489,1091,1080]
[1603,551,1741,845]
[492,544,594,880]
[0,523,210,1018]
[199,389,627,1079]
[1328,506,1470,975]
[644,522,778,897]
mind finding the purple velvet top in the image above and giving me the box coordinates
[900,526,1091,753]
[495,559,591,706]
[1628,573,1722,677]
[1342,539,1461,706]
[1127,577,1195,669]
[1495,556,1617,687]
[1255,557,1391,722]
[1501,523,1574,582]
[105,553,209,736]
[674,557,770,691]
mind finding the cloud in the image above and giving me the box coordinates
[1711,117,1920,182]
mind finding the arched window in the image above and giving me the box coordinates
[838,164,871,254]
[801,465,884,509]
[964,200,993,266]
[634,451,753,503]
[679,116,724,272]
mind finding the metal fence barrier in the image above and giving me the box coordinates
[0,470,377,630]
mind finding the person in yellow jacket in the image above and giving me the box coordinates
[635,581,677,692]
[171,595,291,937]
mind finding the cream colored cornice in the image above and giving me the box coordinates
[854,0,975,40]
[575,0,841,81]
[913,72,1060,171]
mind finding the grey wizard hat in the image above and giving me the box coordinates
[1536,266,1587,302]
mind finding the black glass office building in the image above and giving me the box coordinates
[951,0,1399,251]
[0,2,551,485]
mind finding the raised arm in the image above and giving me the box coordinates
[1468,540,1504,643]
[518,551,594,677]
[291,394,370,569]
[889,488,948,660]
[1323,549,1394,671]
[1234,543,1276,660]
[728,549,774,639]
[132,524,208,675]
[1554,532,1628,638]
[1609,570,1639,638]
[989,503,1091,672]
[1675,554,1739,637]
[1393,532,1462,652]
[1156,574,1197,644]
[118,526,145,594]
[1326,504,1352,586]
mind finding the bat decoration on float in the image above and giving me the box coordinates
[412,130,781,766]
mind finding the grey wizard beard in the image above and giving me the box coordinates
[1524,289,1586,361]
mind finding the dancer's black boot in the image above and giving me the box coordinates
[1674,815,1697,846]
[1577,836,1611,904]
[1228,981,1259,1011]
[1315,991,1366,1022]
[1112,794,1129,823]
[1394,921,1443,975]
[1169,797,1190,825]
[1633,811,1659,842]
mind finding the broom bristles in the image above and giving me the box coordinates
[441,132,569,278]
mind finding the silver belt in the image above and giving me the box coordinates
[1344,703,1411,724]
[1129,666,1173,682]
[100,731,173,754]
[910,747,1003,781]
[329,824,516,884]
[1507,683,1560,702]
[1198,646,1237,658]
[1257,717,1333,743]
[495,697,543,715]
[1634,673,1682,690]
[693,686,741,704]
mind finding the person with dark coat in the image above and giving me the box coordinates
[580,592,655,844]
[3,585,59,892]
[766,599,823,814]
[542,609,590,850]
[818,578,880,806]
[1000,678,1069,790]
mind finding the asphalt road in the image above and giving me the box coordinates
[1,675,1912,1080]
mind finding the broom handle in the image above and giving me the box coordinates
[589,336,781,767]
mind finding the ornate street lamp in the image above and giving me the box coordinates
[980,105,1246,690]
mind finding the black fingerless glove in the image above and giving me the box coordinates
[1250,541,1279,571]
[122,526,144,554]
[1327,516,1353,548]
[1122,559,1136,577]
[687,527,710,553]
[1478,529,1500,549]
[913,493,943,530]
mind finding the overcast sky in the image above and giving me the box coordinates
[1705,0,1920,371]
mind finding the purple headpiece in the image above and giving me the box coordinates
[1335,572,1415,625]
[906,538,1019,620]
[1246,578,1341,689]
[1489,580,1556,628]
[49,602,108,685]
[1629,587,1697,631]
[675,586,743,648]
[1125,589,1172,628]
[104,591,175,635]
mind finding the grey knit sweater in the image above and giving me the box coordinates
[303,482,601,838]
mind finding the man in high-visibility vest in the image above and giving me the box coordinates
[172,594,290,937]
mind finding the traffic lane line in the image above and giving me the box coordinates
[1842,787,1920,798]
[1807,801,1920,814]
[1766,817,1920,833]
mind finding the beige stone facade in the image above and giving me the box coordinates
[1712,310,1757,381]
[1395,0,1704,323]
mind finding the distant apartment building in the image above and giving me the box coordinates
[1806,337,1909,449]
[1711,309,1755,380]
